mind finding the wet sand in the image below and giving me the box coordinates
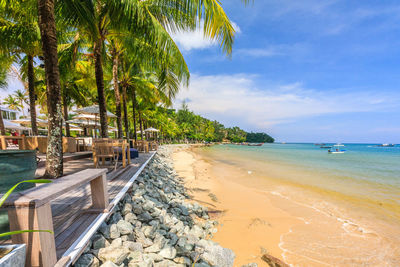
[172,146,400,266]
[172,148,301,266]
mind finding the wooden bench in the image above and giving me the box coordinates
[3,168,108,267]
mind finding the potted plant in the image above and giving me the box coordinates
[0,179,52,267]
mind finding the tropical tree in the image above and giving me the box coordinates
[0,1,41,135]
[58,0,237,138]
[14,89,27,116]
[37,0,64,178]
[0,56,12,135]
[3,95,20,111]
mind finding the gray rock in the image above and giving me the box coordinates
[117,220,133,235]
[167,233,178,246]
[92,234,107,250]
[173,257,191,265]
[100,261,118,267]
[98,247,130,265]
[159,246,177,259]
[241,263,258,267]
[144,243,161,253]
[109,224,120,239]
[128,258,153,267]
[110,238,122,248]
[122,203,133,215]
[74,253,99,267]
[190,225,204,239]
[99,222,110,239]
[137,211,153,222]
[124,241,143,252]
[124,213,137,224]
[127,251,143,263]
[146,253,164,262]
[194,263,211,267]
[196,240,235,267]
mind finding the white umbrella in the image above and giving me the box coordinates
[73,114,99,120]
[74,105,116,117]
[67,119,100,128]
[144,127,159,132]
[4,120,30,130]
[12,118,48,127]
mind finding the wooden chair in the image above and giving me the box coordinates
[93,140,118,170]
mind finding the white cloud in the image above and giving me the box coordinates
[235,47,282,57]
[174,74,399,131]
[170,21,241,52]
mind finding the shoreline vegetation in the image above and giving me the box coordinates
[72,145,286,267]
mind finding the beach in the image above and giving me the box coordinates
[172,144,400,266]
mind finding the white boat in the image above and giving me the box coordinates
[328,144,346,154]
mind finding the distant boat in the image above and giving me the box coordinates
[248,143,263,147]
[328,144,346,154]
[315,143,325,146]
[376,144,395,147]
[320,146,332,149]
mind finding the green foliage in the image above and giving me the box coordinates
[246,132,275,143]
[142,104,273,143]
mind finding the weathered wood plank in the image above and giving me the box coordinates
[4,169,107,208]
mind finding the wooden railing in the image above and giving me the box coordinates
[0,136,26,150]
[3,169,108,267]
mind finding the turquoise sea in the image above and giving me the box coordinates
[199,143,400,265]
[205,143,400,216]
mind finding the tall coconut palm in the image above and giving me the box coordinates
[3,95,21,111]
[0,55,12,135]
[38,0,64,178]
[0,1,41,135]
[58,0,237,138]
[14,89,27,116]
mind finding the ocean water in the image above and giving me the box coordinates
[199,143,400,266]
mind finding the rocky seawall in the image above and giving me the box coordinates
[73,146,251,267]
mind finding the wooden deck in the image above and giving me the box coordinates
[52,153,153,259]
[4,152,155,267]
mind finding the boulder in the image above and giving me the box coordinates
[74,253,99,267]
[98,247,130,265]
[158,246,177,259]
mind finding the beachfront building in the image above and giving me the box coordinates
[0,105,26,132]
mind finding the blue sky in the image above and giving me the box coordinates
[2,0,400,143]
[171,0,400,143]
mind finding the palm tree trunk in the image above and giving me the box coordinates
[94,38,108,138]
[0,112,5,135]
[122,86,129,139]
[27,55,38,136]
[38,0,63,178]
[62,91,70,137]
[112,50,122,138]
[139,112,144,140]
[131,87,137,142]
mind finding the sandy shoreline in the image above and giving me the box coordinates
[172,146,300,266]
[171,145,400,267]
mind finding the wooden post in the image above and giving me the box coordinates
[8,203,57,267]
[127,141,131,164]
[122,142,126,168]
[90,173,108,209]
[20,136,26,150]
[0,136,6,149]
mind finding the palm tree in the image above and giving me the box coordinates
[37,0,64,178]
[3,95,21,111]
[0,55,12,135]
[0,1,42,135]
[14,89,27,116]
[59,0,237,138]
